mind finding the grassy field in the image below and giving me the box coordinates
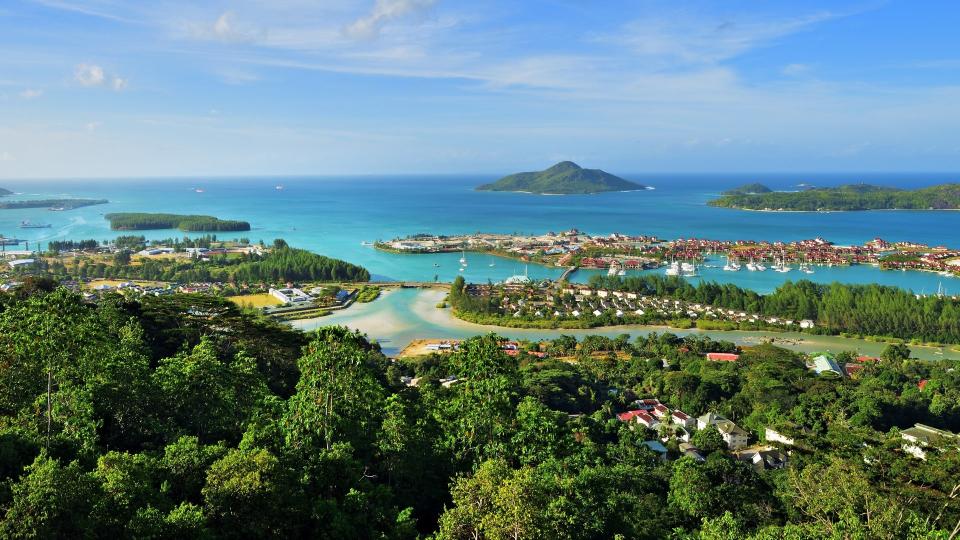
[227,293,282,308]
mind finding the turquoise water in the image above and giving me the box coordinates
[2,173,960,294]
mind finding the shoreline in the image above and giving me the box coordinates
[291,288,959,360]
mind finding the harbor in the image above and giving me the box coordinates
[378,229,960,280]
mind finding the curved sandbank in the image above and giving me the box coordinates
[290,288,958,361]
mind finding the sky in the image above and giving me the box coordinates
[1,0,960,178]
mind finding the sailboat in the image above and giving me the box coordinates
[665,260,680,276]
[460,250,467,267]
[681,261,699,277]
[489,256,495,267]
[723,255,741,272]
[746,259,758,272]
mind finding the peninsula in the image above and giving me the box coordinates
[105,212,251,232]
[476,161,645,194]
[710,183,960,211]
[0,198,108,210]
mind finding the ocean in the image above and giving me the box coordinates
[2,172,959,295]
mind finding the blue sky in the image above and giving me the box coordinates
[1,0,960,178]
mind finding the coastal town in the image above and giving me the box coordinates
[378,229,960,277]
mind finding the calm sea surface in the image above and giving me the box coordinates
[3,173,959,295]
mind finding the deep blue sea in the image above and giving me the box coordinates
[3,172,960,294]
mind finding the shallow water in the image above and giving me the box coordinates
[293,288,958,361]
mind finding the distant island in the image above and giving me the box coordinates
[722,183,773,196]
[105,212,251,231]
[476,161,646,194]
[709,183,960,211]
[0,188,12,196]
[0,198,108,211]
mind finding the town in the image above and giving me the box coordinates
[378,229,960,276]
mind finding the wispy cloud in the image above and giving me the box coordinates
[345,0,438,40]
[0,151,13,162]
[608,10,840,66]
[19,88,44,99]
[27,0,135,23]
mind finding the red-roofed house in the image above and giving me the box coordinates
[652,404,671,419]
[617,409,660,429]
[706,352,740,362]
[857,356,880,363]
[844,363,864,377]
[918,379,929,392]
[671,410,695,429]
[634,410,659,429]
[634,398,662,410]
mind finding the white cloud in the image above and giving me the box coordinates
[75,63,105,86]
[0,151,13,162]
[19,88,43,99]
[345,0,437,40]
[74,63,127,91]
[85,121,102,132]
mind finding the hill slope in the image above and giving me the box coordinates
[0,188,11,196]
[477,161,645,194]
[722,183,772,195]
[710,183,960,211]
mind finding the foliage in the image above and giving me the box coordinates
[710,183,960,211]
[476,161,645,194]
[0,286,958,538]
[105,213,251,232]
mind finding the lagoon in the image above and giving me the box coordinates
[293,288,959,361]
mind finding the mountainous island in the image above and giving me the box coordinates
[476,161,646,194]
[105,212,251,231]
[0,188,12,196]
[710,183,960,211]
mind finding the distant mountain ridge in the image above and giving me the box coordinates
[476,161,646,194]
[0,188,11,196]
[710,183,960,211]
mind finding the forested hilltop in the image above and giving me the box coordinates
[0,282,958,538]
[710,183,960,211]
[476,161,645,194]
[105,213,251,232]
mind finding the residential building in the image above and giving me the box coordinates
[698,412,749,450]
[812,355,844,377]
[901,424,960,459]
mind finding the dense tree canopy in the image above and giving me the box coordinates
[0,286,958,538]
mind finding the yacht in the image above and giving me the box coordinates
[665,261,680,276]
[681,262,699,277]
[460,250,467,266]
[746,260,758,272]
[754,261,767,272]
[608,261,621,276]
[723,256,741,272]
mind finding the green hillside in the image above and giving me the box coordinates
[710,183,960,211]
[476,161,645,194]
[722,183,772,195]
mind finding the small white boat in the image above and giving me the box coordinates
[665,261,680,276]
